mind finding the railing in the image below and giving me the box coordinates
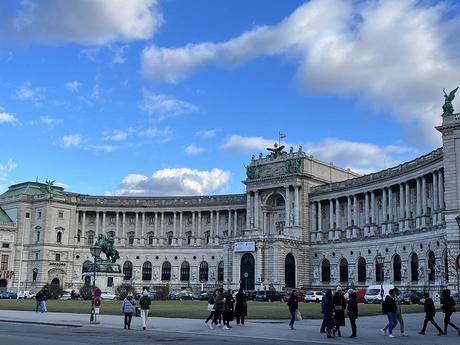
[0,221,16,228]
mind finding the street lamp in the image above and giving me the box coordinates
[376,254,385,303]
[89,245,102,323]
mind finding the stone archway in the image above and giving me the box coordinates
[263,193,286,235]
[0,278,7,291]
[285,253,296,288]
[240,253,255,290]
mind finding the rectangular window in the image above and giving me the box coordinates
[2,243,9,248]
[37,211,42,219]
[107,277,113,287]
[109,216,115,225]
[1,255,8,270]
[58,211,64,219]
[35,253,39,260]
[55,253,60,262]
[26,212,30,218]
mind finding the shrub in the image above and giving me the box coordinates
[79,284,97,300]
[48,284,63,299]
[151,285,169,300]
[115,283,133,300]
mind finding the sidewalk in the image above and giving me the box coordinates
[0,309,459,345]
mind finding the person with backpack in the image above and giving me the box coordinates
[139,290,151,330]
[320,297,326,333]
[347,289,358,338]
[441,289,460,335]
[419,292,443,336]
[382,288,398,338]
[205,290,217,329]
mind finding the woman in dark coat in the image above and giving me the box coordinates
[333,287,346,337]
[223,289,235,329]
[441,289,459,335]
[323,289,335,339]
[287,290,298,330]
[212,288,225,327]
[235,288,248,325]
[347,289,358,338]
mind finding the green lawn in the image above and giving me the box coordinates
[0,299,424,320]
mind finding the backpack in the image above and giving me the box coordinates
[208,295,215,305]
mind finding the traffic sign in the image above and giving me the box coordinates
[456,254,460,270]
[94,288,102,297]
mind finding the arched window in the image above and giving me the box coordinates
[375,258,384,282]
[411,253,419,282]
[56,231,62,243]
[123,261,133,280]
[162,261,171,281]
[128,232,134,246]
[180,261,190,281]
[339,258,348,283]
[285,253,296,288]
[199,261,209,281]
[217,261,224,282]
[393,255,401,282]
[428,251,435,281]
[142,261,152,281]
[321,259,330,283]
[82,260,92,273]
[357,257,366,282]
[87,232,94,245]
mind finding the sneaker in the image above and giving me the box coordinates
[208,323,214,329]
[380,328,387,336]
[223,326,230,330]
[418,331,425,335]
[227,325,232,328]
[388,334,396,338]
[400,333,408,337]
[326,335,335,339]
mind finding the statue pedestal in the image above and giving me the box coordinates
[82,262,123,294]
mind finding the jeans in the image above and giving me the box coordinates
[443,312,458,333]
[384,312,404,333]
[140,309,149,328]
[387,313,398,335]
[124,312,133,329]
[289,310,296,327]
[421,316,442,333]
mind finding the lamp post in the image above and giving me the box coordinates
[376,254,385,303]
[89,245,102,323]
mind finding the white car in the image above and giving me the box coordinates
[304,291,324,303]
[18,291,36,299]
[59,292,72,300]
[100,291,117,300]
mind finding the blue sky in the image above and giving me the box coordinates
[1,0,460,196]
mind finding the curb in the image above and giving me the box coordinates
[0,319,82,328]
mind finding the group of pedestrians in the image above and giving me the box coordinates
[34,285,49,313]
[120,290,151,330]
[205,287,247,329]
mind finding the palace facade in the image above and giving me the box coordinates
[1,112,460,294]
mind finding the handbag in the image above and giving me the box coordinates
[451,305,457,313]
[207,303,215,312]
[295,309,302,321]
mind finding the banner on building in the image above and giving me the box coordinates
[234,241,255,252]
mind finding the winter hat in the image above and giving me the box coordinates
[347,289,354,295]
[336,286,342,292]
[142,290,148,296]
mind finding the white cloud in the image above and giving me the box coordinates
[115,168,231,196]
[222,135,276,153]
[61,134,82,148]
[139,126,173,141]
[111,44,129,64]
[14,82,46,106]
[305,138,418,174]
[185,144,205,155]
[196,129,217,140]
[0,159,17,179]
[88,144,116,152]
[39,116,62,128]
[0,112,21,125]
[139,90,199,120]
[65,81,82,92]
[2,0,163,44]
[102,129,131,142]
[141,0,460,146]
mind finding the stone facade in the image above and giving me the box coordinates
[1,115,460,295]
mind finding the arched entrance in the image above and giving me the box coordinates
[240,253,255,290]
[264,193,286,235]
[285,253,296,288]
[0,278,7,290]
[51,277,60,287]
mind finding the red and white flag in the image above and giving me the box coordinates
[279,132,286,139]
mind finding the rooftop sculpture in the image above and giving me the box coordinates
[442,86,459,116]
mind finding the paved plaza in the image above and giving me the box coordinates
[0,310,459,345]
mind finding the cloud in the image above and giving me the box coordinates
[185,143,205,155]
[115,167,231,196]
[222,135,275,153]
[87,144,116,152]
[111,44,129,64]
[141,0,460,147]
[65,81,82,92]
[0,112,21,125]
[139,90,199,120]
[14,82,46,106]
[305,138,418,174]
[0,159,17,179]
[1,0,163,44]
[139,126,173,141]
[102,129,131,142]
[61,134,82,147]
[196,129,217,139]
[39,116,62,128]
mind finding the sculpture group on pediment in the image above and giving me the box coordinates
[245,164,261,180]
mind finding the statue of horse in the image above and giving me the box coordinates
[95,234,120,263]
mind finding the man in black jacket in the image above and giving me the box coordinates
[419,292,443,336]
[347,289,358,338]
[385,289,398,338]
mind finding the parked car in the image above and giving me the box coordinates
[400,291,424,305]
[363,284,394,304]
[100,291,117,300]
[254,290,283,302]
[304,291,324,303]
[246,291,257,301]
[0,291,18,299]
[177,291,194,300]
[281,291,305,303]
[194,291,212,301]
[17,291,36,299]
[453,292,459,304]
[59,292,72,300]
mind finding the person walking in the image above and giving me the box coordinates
[212,288,225,327]
[382,288,407,336]
[235,288,248,325]
[121,294,136,329]
[347,289,358,338]
[139,290,151,330]
[419,292,443,336]
[205,289,217,329]
[223,289,235,329]
[323,289,335,339]
[42,286,49,313]
[333,287,346,337]
[384,289,398,338]
[287,290,299,330]
[441,289,460,335]
[35,289,44,312]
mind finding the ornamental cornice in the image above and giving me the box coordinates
[310,148,443,196]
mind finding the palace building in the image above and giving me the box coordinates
[1,110,460,294]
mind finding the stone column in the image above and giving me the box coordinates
[141,212,146,245]
[352,195,358,238]
[285,186,291,227]
[335,198,340,240]
[364,193,369,226]
[122,212,126,245]
[399,183,405,231]
[210,211,214,238]
[311,202,317,241]
[115,211,119,240]
[135,212,139,244]
[234,210,238,236]
[294,186,300,226]
[246,193,250,229]
[82,211,87,242]
[329,199,334,240]
[154,212,158,237]
[256,244,262,284]
[197,211,202,244]
[160,212,164,238]
[405,182,410,229]
[438,170,444,210]
[388,188,393,222]
[179,212,183,242]
[382,188,387,235]
[421,176,427,227]
[317,201,322,241]
[192,211,196,239]
[370,191,376,236]
[416,178,421,228]
[173,212,177,243]
[95,211,100,236]
[228,210,231,235]
[254,190,259,229]
[102,211,106,235]
[433,171,439,225]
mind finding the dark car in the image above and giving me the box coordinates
[246,291,257,301]
[254,290,283,302]
[0,291,17,299]
[400,291,423,305]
